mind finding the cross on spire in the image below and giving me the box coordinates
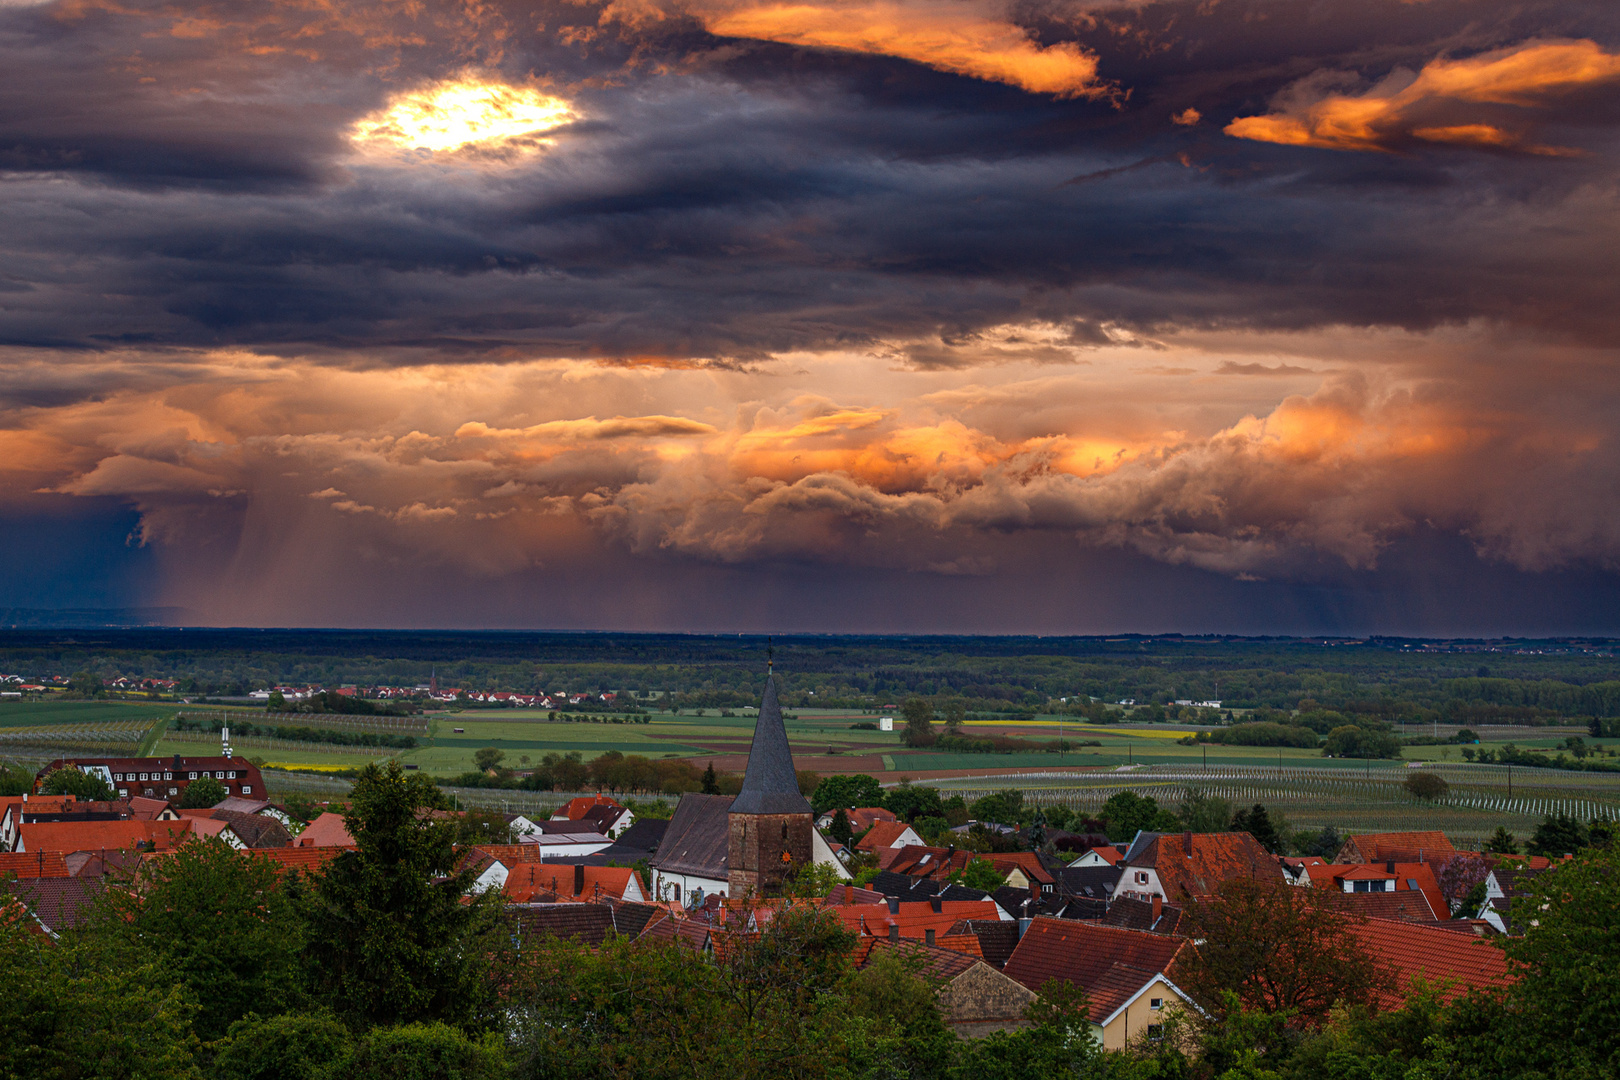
[767,636,774,673]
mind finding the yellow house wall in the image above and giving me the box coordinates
[1098,975,1187,1051]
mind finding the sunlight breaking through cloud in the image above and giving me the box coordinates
[352,76,575,155]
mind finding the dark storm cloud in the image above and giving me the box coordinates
[0,0,1616,362]
[4,0,1620,631]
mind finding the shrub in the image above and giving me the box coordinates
[342,1023,509,1080]
[213,1013,353,1080]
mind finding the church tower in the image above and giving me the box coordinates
[727,664,813,897]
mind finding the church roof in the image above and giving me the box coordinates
[729,674,811,816]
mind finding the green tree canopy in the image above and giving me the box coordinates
[1100,790,1180,842]
[39,764,116,802]
[178,774,228,808]
[810,773,884,814]
[1528,811,1589,857]
[1178,787,1235,833]
[472,747,506,772]
[301,760,509,1032]
[1230,803,1281,853]
[899,697,935,748]
[883,783,945,823]
[86,835,308,1040]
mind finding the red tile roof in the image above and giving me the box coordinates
[823,884,887,905]
[501,864,641,904]
[832,900,1001,941]
[1338,831,1456,864]
[246,846,352,872]
[1125,832,1286,899]
[856,821,918,852]
[853,936,982,979]
[0,851,70,878]
[17,818,195,854]
[1003,918,1188,1020]
[1344,916,1511,1006]
[293,812,354,847]
[1305,862,1449,921]
[554,795,624,821]
[1331,890,1438,922]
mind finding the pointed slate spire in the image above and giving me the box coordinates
[730,674,811,815]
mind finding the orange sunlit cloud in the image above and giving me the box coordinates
[1226,38,1620,154]
[693,0,1107,98]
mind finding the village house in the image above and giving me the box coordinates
[1004,918,1196,1051]
[853,820,924,855]
[1115,831,1286,903]
[33,753,265,802]
[856,937,1037,1037]
[1335,830,1456,865]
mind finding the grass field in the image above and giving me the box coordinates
[0,700,182,727]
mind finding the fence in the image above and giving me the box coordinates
[0,719,159,760]
[255,770,649,819]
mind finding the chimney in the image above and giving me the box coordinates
[925,928,936,946]
[1016,917,1031,939]
[1152,893,1162,925]
[888,923,899,943]
[1184,831,1193,857]
[887,896,899,914]
[1386,860,1396,874]
[173,753,181,769]
[575,864,586,895]
[930,896,942,913]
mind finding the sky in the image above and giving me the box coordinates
[1,0,1619,634]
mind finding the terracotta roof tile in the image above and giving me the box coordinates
[856,821,919,852]
[0,851,70,878]
[18,818,194,854]
[1003,918,1187,1003]
[4,876,104,934]
[1344,916,1511,1006]
[1330,890,1438,922]
[1339,831,1456,864]
[1123,832,1286,900]
[1100,896,1186,935]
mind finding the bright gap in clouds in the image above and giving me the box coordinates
[352,76,574,154]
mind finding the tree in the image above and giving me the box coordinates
[212,1012,353,1080]
[0,898,203,1079]
[39,764,117,801]
[949,979,1107,1079]
[1528,811,1589,857]
[266,689,288,711]
[1101,790,1180,842]
[1298,825,1343,860]
[1179,786,1235,833]
[701,761,720,795]
[1181,879,1394,1027]
[85,835,309,1040]
[301,760,510,1031]
[343,1023,509,1080]
[1403,772,1450,799]
[179,774,228,808]
[939,699,966,737]
[1230,804,1281,853]
[952,857,1006,892]
[899,697,935,747]
[69,670,106,698]
[782,861,845,899]
[472,747,505,773]
[1483,825,1519,854]
[884,783,944,823]
[809,773,883,815]
[1477,844,1620,1078]
[968,789,1024,826]
[1433,853,1491,917]
[827,808,854,848]
[1322,725,1402,759]
[840,947,958,1079]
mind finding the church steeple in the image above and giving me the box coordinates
[727,660,813,896]
[730,672,811,815]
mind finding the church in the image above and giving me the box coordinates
[650,669,850,903]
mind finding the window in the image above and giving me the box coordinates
[241,785,251,795]
[168,787,178,796]
[113,773,123,781]
[188,772,197,780]
[118,789,128,797]
[1147,1025,1164,1042]
[1135,871,1149,885]
[215,772,224,779]
[1150,998,1163,1009]
[228,771,237,779]
[139,773,149,781]
[164,772,173,780]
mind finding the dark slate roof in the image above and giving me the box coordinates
[604,818,669,859]
[947,919,1021,970]
[729,675,812,815]
[212,809,291,849]
[651,793,734,878]
[1056,864,1121,900]
[1100,896,1186,935]
[509,903,618,946]
[5,876,105,935]
[603,899,664,938]
[868,870,940,900]
[937,884,993,904]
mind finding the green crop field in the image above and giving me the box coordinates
[0,700,181,727]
